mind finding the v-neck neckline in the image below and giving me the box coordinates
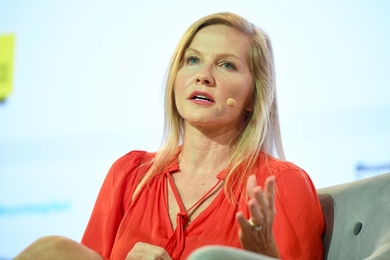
[161,147,228,233]
[164,172,224,234]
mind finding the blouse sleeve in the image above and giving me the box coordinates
[273,162,325,260]
[81,150,146,260]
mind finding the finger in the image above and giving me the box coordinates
[236,211,263,238]
[127,242,172,260]
[248,195,266,225]
[246,175,257,198]
[246,176,267,224]
[264,176,276,211]
[251,177,276,224]
[236,211,253,230]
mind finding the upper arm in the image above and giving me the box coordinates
[81,151,147,259]
[273,164,324,260]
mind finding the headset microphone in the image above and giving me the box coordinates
[226,98,247,114]
[226,98,237,107]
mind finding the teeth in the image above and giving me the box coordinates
[193,95,211,101]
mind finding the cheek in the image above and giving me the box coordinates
[173,72,188,102]
[175,69,194,89]
[231,81,252,98]
[235,82,254,109]
[173,72,184,93]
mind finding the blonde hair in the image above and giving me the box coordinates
[134,12,285,200]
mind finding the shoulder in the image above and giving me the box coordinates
[257,153,317,197]
[101,150,157,208]
[259,153,311,182]
[105,150,156,184]
[111,150,156,171]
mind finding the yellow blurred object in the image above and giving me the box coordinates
[0,34,15,102]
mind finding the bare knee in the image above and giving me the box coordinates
[14,236,102,260]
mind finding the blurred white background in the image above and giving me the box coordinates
[1,1,389,258]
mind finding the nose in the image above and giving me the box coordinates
[195,65,215,86]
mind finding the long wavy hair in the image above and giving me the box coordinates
[133,12,285,201]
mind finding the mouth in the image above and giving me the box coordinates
[189,92,215,103]
[192,95,213,102]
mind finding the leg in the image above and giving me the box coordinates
[14,236,102,260]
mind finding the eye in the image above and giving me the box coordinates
[185,56,200,65]
[221,61,237,70]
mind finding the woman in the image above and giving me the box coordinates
[15,12,324,260]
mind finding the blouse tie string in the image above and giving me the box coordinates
[164,172,222,260]
[164,211,188,260]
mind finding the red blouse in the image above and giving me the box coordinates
[81,150,324,260]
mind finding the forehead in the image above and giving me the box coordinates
[188,24,250,57]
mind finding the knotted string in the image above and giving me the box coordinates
[164,172,222,260]
[164,211,188,259]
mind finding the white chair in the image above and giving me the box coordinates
[188,172,390,259]
[318,172,390,259]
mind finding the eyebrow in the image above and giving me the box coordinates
[184,47,244,61]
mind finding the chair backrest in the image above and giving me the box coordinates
[317,172,390,259]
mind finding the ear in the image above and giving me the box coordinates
[244,88,255,112]
[244,102,254,113]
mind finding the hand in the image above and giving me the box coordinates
[236,175,280,258]
[126,242,172,260]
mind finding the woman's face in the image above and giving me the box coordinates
[174,24,253,132]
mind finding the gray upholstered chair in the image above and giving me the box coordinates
[188,172,390,259]
[318,172,390,259]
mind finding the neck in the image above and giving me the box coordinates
[179,124,239,176]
